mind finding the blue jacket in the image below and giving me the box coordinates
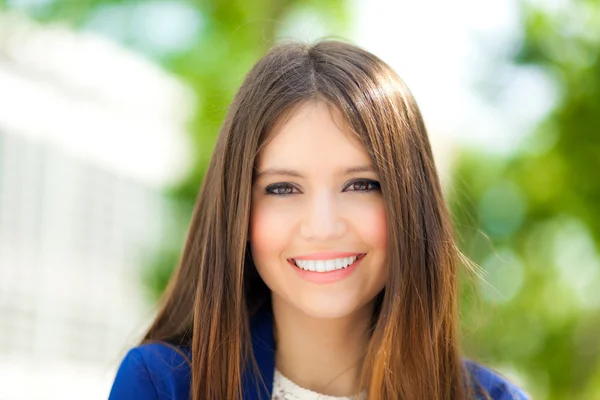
[109,305,529,399]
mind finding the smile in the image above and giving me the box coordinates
[289,254,366,273]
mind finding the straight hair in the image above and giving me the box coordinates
[142,40,489,400]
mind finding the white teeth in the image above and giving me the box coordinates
[315,260,326,272]
[325,260,336,271]
[293,256,359,272]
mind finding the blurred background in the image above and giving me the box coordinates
[0,0,598,398]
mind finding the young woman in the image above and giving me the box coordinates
[109,40,529,400]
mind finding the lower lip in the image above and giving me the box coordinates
[288,255,365,284]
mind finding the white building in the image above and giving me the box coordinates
[0,11,193,399]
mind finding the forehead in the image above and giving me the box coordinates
[256,101,371,170]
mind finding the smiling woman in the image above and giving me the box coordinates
[109,40,529,400]
[250,102,388,323]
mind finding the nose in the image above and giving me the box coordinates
[299,190,346,241]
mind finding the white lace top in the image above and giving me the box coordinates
[272,369,366,400]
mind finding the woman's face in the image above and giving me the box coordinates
[250,101,388,319]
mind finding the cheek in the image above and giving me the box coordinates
[351,200,387,252]
[351,200,388,291]
[249,198,293,270]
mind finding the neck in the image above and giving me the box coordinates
[271,295,373,397]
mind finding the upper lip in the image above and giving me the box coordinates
[290,252,365,261]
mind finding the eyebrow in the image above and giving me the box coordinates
[254,165,376,180]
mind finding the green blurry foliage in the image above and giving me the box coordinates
[450,1,600,399]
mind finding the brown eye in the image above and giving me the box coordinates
[351,181,369,191]
[265,183,298,196]
[345,179,381,192]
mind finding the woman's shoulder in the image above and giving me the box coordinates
[109,342,192,400]
[465,359,531,400]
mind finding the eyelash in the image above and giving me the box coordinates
[264,179,381,196]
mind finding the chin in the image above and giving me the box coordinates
[291,291,375,320]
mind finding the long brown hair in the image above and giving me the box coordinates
[142,40,487,399]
